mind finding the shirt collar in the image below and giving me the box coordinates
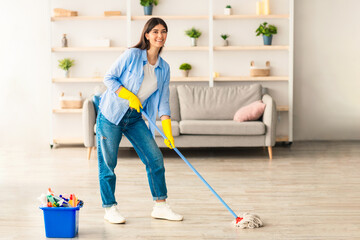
[141,49,162,69]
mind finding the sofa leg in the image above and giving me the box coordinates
[87,147,92,160]
[267,146,273,160]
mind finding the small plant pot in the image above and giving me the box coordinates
[263,35,273,45]
[64,70,69,78]
[224,8,232,15]
[143,5,153,15]
[223,39,229,46]
[181,70,189,77]
[191,38,197,47]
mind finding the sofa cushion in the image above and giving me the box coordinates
[179,120,265,136]
[233,100,266,122]
[155,85,180,121]
[177,84,262,120]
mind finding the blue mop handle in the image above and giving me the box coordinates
[142,110,238,219]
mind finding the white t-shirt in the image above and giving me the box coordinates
[137,62,158,104]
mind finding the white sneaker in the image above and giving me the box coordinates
[151,202,183,221]
[104,205,126,224]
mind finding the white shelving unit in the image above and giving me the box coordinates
[50,0,293,146]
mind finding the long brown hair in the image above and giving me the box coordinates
[133,17,168,55]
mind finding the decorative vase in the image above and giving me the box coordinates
[224,8,232,15]
[191,38,197,47]
[181,70,189,77]
[144,5,153,15]
[62,34,68,47]
[263,35,273,45]
[64,70,69,78]
[223,39,229,46]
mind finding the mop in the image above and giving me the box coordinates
[142,111,263,228]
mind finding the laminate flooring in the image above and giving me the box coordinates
[0,141,360,239]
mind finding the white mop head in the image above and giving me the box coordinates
[233,213,263,228]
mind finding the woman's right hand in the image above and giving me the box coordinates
[117,87,143,113]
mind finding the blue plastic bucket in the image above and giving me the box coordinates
[40,206,80,238]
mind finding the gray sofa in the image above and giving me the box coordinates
[83,84,277,160]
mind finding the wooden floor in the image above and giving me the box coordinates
[1,141,360,239]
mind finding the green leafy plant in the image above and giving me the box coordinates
[255,22,277,37]
[58,58,74,71]
[179,63,192,71]
[221,34,229,40]
[226,5,231,8]
[140,0,158,7]
[185,27,202,39]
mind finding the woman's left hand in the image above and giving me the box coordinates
[161,119,175,149]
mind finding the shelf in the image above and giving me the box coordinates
[276,136,289,142]
[214,76,288,81]
[171,76,208,82]
[51,46,209,52]
[52,77,103,83]
[214,46,289,51]
[51,47,127,52]
[51,16,127,21]
[53,138,84,144]
[53,76,288,83]
[213,14,289,19]
[53,109,82,113]
[131,15,208,20]
[52,77,210,83]
[277,106,289,112]
[164,46,209,51]
[51,15,288,21]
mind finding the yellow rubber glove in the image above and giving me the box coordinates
[161,119,175,149]
[118,87,143,113]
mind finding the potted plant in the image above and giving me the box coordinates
[255,22,277,45]
[179,63,192,77]
[185,27,202,47]
[140,0,158,15]
[58,58,74,78]
[221,34,230,46]
[224,5,232,15]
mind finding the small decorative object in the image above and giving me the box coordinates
[256,1,263,15]
[213,72,220,78]
[179,63,192,77]
[250,61,270,77]
[263,0,270,15]
[185,27,202,47]
[221,34,230,46]
[104,11,121,16]
[255,22,277,45]
[61,34,68,47]
[140,0,159,15]
[60,92,83,109]
[53,8,78,17]
[256,0,270,15]
[224,5,232,15]
[58,58,74,78]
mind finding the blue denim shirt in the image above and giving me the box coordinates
[99,48,171,137]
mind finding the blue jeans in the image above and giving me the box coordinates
[96,109,168,208]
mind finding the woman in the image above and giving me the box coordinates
[96,17,183,224]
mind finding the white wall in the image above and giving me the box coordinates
[0,0,359,149]
[294,0,360,140]
[0,0,51,150]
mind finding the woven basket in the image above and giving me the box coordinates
[60,92,83,109]
[53,8,78,17]
[250,61,270,77]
